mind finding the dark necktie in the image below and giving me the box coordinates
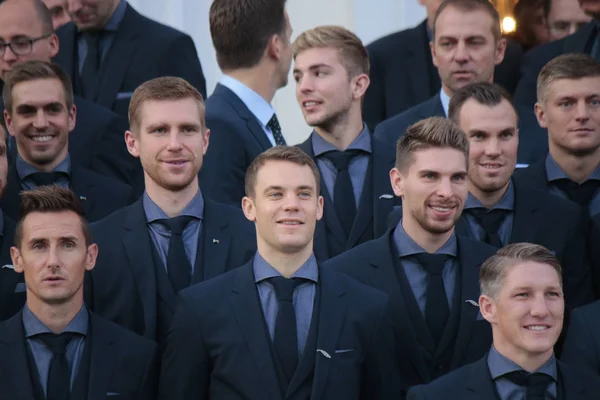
[163,216,195,293]
[267,114,287,146]
[414,253,451,345]
[469,208,511,248]
[80,32,101,100]
[269,276,305,383]
[28,171,68,187]
[37,332,77,400]
[554,179,600,208]
[322,150,363,236]
[503,370,554,400]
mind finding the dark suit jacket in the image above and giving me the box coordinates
[562,300,600,377]
[324,231,497,398]
[200,83,274,206]
[0,163,133,223]
[158,260,402,400]
[373,94,444,144]
[297,134,399,260]
[0,310,158,400]
[53,3,206,118]
[88,196,256,341]
[407,354,600,399]
[513,23,596,164]
[0,215,25,321]
[363,20,524,129]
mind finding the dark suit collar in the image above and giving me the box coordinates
[87,313,119,400]
[509,177,541,243]
[2,165,25,219]
[423,93,445,118]
[515,160,550,192]
[557,359,591,397]
[212,83,273,150]
[202,199,239,280]
[0,311,37,398]
[465,355,499,397]
[70,165,96,218]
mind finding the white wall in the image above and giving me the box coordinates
[128,0,425,144]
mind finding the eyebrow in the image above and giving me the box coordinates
[293,63,333,74]
[28,235,79,244]
[145,122,201,131]
[263,185,315,193]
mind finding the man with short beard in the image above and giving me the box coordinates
[87,77,256,344]
[448,82,593,311]
[326,117,497,398]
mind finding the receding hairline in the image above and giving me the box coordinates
[433,4,499,40]
[16,209,90,248]
[130,97,206,133]
[455,97,518,126]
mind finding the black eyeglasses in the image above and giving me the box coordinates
[0,34,52,57]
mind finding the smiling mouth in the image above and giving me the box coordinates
[29,135,56,143]
[277,220,303,225]
[524,325,550,331]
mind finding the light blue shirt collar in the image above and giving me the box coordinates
[440,88,451,117]
[219,75,275,128]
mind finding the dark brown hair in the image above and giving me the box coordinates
[448,82,516,123]
[209,0,288,70]
[245,146,321,198]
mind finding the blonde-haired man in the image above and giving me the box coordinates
[294,25,400,261]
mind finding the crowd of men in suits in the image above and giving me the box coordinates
[1,0,600,398]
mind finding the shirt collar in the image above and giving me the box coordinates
[23,305,89,338]
[253,251,319,284]
[103,0,127,32]
[393,221,457,257]
[439,88,451,117]
[465,180,515,211]
[142,188,204,223]
[311,124,372,157]
[545,153,600,182]
[16,154,71,181]
[219,75,274,128]
[488,345,557,382]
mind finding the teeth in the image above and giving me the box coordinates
[31,136,53,142]
[525,326,548,331]
[482,165,501,169]
[280,221,300,225]
[431,206,451,212]
[304,101,318,107]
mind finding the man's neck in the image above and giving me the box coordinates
[26,295,83,334]
[314,111,364,151]
[494,342,554,373]
[19,148,68,173]
[257,241,314,278]
[401,216,453,253]
[145,177,199,218]
[549,145,600,183]
[224,68,278,104]
[468,180,510,209]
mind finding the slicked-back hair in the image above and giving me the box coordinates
[480,243,563,299]
[245,146,321,198]
[395,117,469,172]
[448,82,517,123]
[209,0,287,71]
[433,0,502,41]
[14,186,92,249]
[292,25,370,78]
[128,76,206,134]
[2,60,73,115]
[537,53,600,103]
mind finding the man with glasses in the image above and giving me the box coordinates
[0,0,142,192]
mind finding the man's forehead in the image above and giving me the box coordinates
[0,3,42,38]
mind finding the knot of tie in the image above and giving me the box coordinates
[269,276,305,303]
[162,215,195,236]
[554,179,600,207]
[28,171,69,187]
[414,253,450,276]
[502,370,554,399]
[36,332,78,355]
[322,149,363,171]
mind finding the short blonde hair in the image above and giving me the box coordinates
[128,77,206,133]
[536,53,600,104]
[395,117,469,172]
[292,25,369,77]
[480,243,563,299]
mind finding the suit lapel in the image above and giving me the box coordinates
[366,232,431,383]
[311,267,347,400]
[557,360,587,398]
[0,216,21,320]
[121,200,159,336]
[69,167,94,218]
[465,356,498,398]
[88,314,118,400]
[426,94,445,118]
[1,166,23,220]
[450,238,485,368]
[406,21,434,103]
[229,262,281,400]
[96,5,140,108]
[199,200,231,281]
[516,160,550,192]
[0,312,37,398]
[370,138,396,237]
[509,180,539,243]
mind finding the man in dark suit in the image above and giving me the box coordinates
[0,0,141,189]
[363,5,523,129]
[88,77,257,343]
[325,117,497,398]
[447,82,593,311]
[159,146,401,400]
[408,243,600,399]
[3,185,158,399]
[292,26,400,261]
[52,0,206,119]
[1,61,132,222]
[200,0,293,207]
[373,0,508,145]
[513,54,600,296]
